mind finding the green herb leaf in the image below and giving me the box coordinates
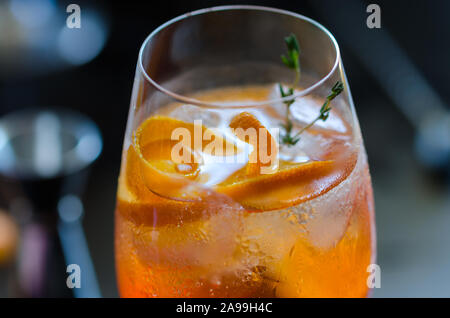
[280,33,300,70]
[285,33,300,55]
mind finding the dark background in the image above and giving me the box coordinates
[0,0,449,297]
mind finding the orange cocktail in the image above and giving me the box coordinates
[115,86,375,297]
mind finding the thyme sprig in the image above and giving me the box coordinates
[278,33,344,146]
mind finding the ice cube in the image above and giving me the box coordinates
[169,104,222,128]
[290,96,348,134]
[267,84,348,134]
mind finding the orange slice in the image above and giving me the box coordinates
[217,160,340,210]
[117,146,243,226]
[229,112,278,176]
[134,116,237,201]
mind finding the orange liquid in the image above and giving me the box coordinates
[115,86,375,297]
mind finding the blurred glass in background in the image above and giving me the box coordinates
[0,108,102,297]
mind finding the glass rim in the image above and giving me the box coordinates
[138,5,341,108]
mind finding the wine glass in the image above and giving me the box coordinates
[115,5,376,298]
